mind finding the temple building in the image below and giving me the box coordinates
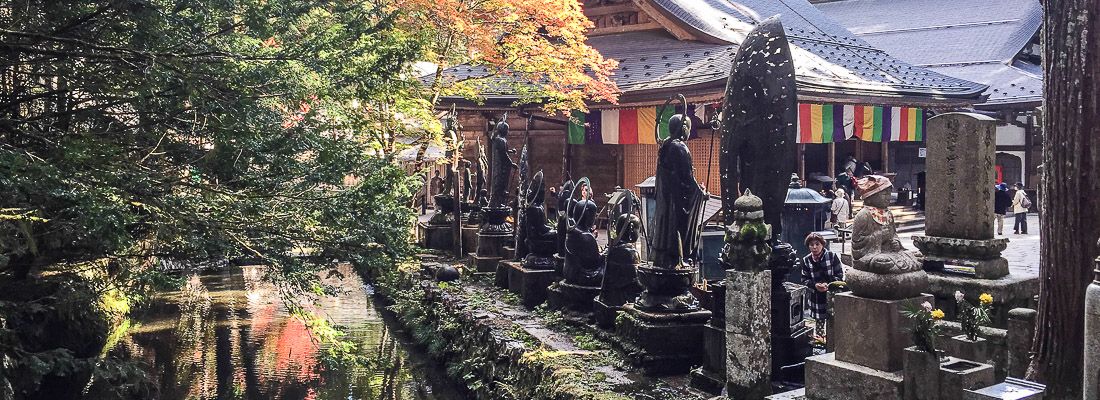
[816,0,1044,187]
[430,0,987,207]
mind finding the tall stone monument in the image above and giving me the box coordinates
[805,175,932,400]
[715,15,800,397]
[912,112,1009,279]
[471,119,516,273]
[912,113,1035,327]
[616,95,711,373]
[1085,238,1100,399]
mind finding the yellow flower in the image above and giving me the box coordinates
[979,293,993,305]
[931,309,945,319]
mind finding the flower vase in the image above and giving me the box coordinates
[903,346,945,400]
[949,334,992,367]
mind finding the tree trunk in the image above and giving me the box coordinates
[1026,0,1100,398]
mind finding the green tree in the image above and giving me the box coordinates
[1,1,432,394]
[1,0,427,287]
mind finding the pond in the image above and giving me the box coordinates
[120,265,464,400]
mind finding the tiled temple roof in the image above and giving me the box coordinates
[816,0,1042,107]
[429,0,987,106]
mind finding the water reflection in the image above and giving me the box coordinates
[123,265,463,400]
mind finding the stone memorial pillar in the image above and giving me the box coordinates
[911,112,1036,329]
[912,112,1009,279]
[1084,239,1100,399]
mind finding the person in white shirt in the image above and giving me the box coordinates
[1010,182,1030,234]
[831,188,851,228]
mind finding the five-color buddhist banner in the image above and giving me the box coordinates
[569,103,926,145]
[567,105,709,145]
[797,103,925,143]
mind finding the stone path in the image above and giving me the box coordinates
[830,213,1041,278]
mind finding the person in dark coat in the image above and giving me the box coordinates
[993,183,1011,235]
[801,232,844,340]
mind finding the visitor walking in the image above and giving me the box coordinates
[831,188,851,228]
[801,233,844,342]
[1011,182,1030,234]
[993,183,1011,235]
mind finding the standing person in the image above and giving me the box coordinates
[801,232,845,341]
[993,183,1011,235]
[428,169,444,209]
[831,188,851,228]
[1011,182,1030,234]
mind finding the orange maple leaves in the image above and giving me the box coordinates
[399,0,619,113]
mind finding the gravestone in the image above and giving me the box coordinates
[912,112,1008,279]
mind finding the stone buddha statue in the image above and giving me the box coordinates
[556,180,576,259]
[598,212,644,307]
[563,197,604,287]
[522,171,558,270]
[847,175,928,299]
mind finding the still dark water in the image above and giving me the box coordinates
[119,265,464,400]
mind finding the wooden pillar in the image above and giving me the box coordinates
[1023,111,1035,186]
[855,139,863,161]
[828,142,836,178]
[881,140,890,173]
[798,144,807,182]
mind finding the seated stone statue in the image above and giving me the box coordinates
[847,175,927,299]
[563,198,604,287]
[523,171,557,270]
[598,213,643,307]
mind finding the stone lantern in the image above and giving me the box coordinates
[781,174,833,257]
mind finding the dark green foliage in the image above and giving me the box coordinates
[0,0,425,284]
[1,0,430,396]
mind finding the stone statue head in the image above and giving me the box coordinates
[856,175,893,208]
[494,119,509,138]
[527,171,546,205]
[614,213,641,244]
[571,199,597,231]
[667,113,691,141]
[559,180,575,214]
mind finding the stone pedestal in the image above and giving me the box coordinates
[725,269,773,399]
[546,281,599,312]
[420,223,454,251]
[688,282,727,394]
[688,319,726,394]
[834,293,933,371]
[805,292,934,400]
[913,236,1010,279]
[615,304,711,374]
[473,231,509,273]
[592,299,620,329]
[506,262,559,308]
[461,225,479,254]
[495,260,518,288]
[806,353,905,400]
[903,347,995,400]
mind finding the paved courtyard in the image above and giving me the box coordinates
[830,213,1042,278]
